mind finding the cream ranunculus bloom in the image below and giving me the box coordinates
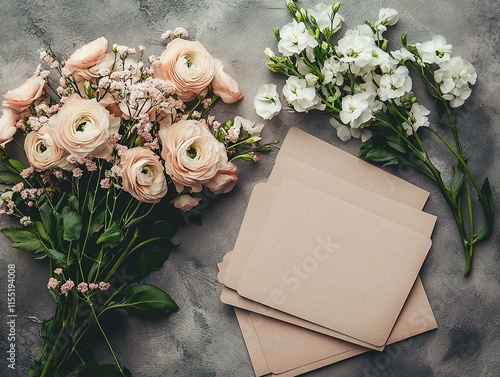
[119,147,168,203]
[171,194,201,212]
[158,119,229,193]
[24,125,69,171]
[158,38,215,102]
[0,108,19,147]
[204,161,239,194]
[63,37,108,76]
[2,76,45,112]
[48,94,120,158]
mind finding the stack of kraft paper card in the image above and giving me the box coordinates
[217,127,438,377]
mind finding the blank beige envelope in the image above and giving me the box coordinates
[224,160,436,295]
[278,127,429,209]
[231,277,436,377]
[222,178,435,349]
[237,179,432,348]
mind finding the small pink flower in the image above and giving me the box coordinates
[53,268,63,275]
[72,167,83,178]
[47,277,59,290]
[12,182,24,193]
[77,282,89,293]
[98,282,110,291]
[89,283,99,290]
[60,279,75,296]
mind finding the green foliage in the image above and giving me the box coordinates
[110,284,178,316]
[2,227,46,252]
[96,222,124,248]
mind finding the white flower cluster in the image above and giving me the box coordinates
[255,2,477,143]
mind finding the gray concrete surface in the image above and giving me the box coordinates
[0,0,499,376]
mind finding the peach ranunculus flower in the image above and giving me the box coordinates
[171,194,201,212]
[158,38,243,103]
[24,125,69,171]
[0,108,19,147]
[204,161,239,194]
[2,76,45,112]
[48,94,120,158]
[158,119,230,193]
[211,58,244,104]
[119,147,168,203]
[62,37,108,77]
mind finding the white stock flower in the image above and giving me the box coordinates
[329,117,372,142]
[418,35,452,64]
[402,103,430,135]
[376,8,399,26]
[434,56,477,108]
[278,19,318,56]
[377,65,412,101]
[321,56,345,85]
[254,83,282,120]
[307,2,344,33]
[337,26,384,71]
[234,116,265,137]
[282,76,323,112]
[391,48,416,63]
[339,92,373,129]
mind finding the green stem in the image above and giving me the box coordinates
[87,299,125,375]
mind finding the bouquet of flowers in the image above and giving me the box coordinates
[0,28,273,376]
[255,0,493,275]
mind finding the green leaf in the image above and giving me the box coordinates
[61,205,82,241]
[89,209,105,235]
[473,177,494,243]
[97,222,124,248]
[33,221,50,242]
[53,210,64,246]
[39,203,54,236]
[450,165,465,206]
[46,248,68,266]
[111,284,178,316]
[364,148,399,166]
[2,228,45,252]
[0,171,22,184]
[70,361,132,377]
[7,159,27,173]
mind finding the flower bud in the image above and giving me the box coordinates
[84,81,94,99]
[112,44,118,53]
[286,0,298,14]
[264,48,276,59]
[332,2,341,13]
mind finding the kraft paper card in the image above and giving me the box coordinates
[278,127,429,209]
[232,284,436,376]
[223,163,436,293]
[236,179,432,348]
[222,177,435,346]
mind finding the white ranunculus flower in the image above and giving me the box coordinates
[282,76,322,112]
[254,84,282,120]
[48,94,120,158]
[434,56,477,108]
[308,2,344,33]
[376,8,399,26]
[339,92,373,129]
[418,35,452,64]
[278,19,318,56]
[402,103,431,135]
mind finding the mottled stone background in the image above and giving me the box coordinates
[0,0,499,376]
